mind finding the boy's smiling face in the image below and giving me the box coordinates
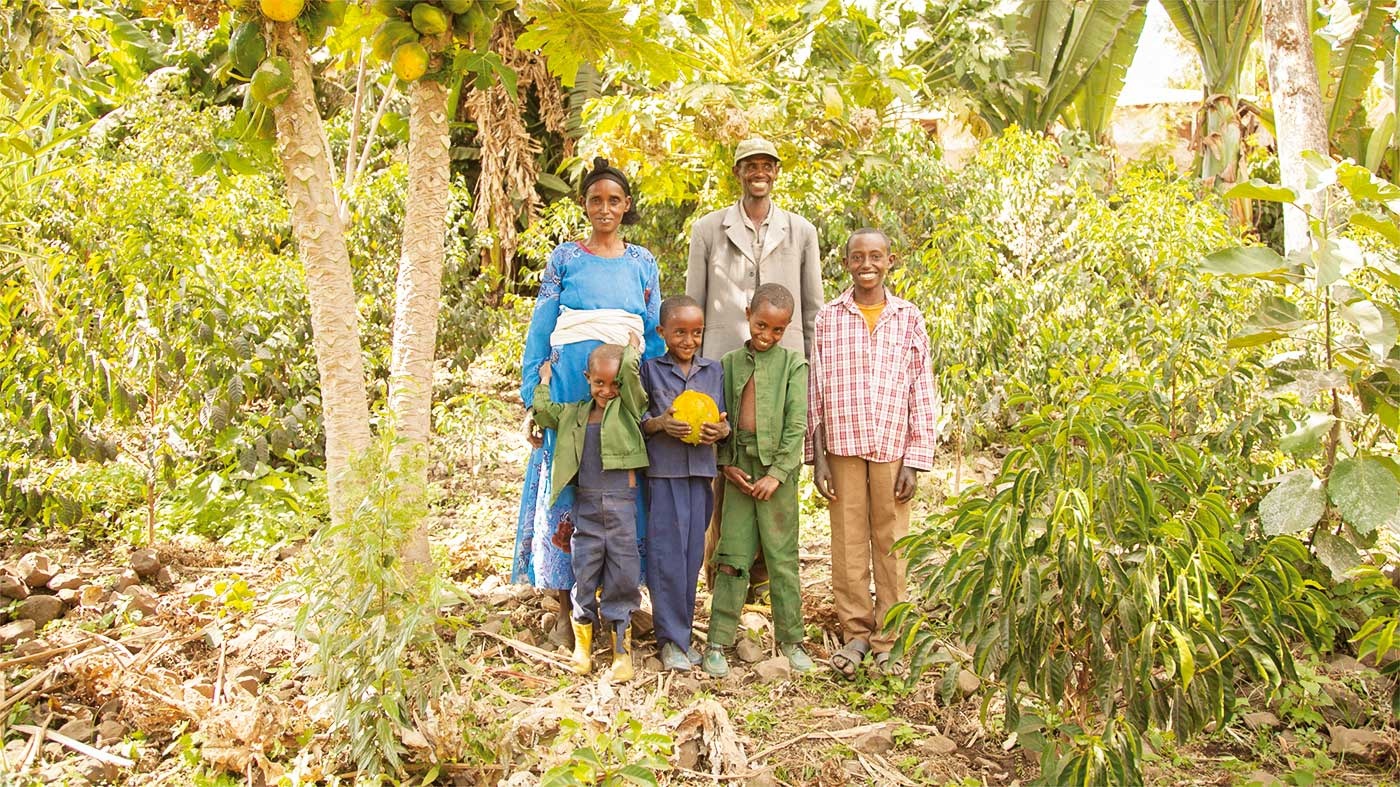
[745,300,793,352]
[658,305,705,364]
[585,358,622,409]
[845,232,893,296]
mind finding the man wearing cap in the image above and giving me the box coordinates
[686,137,823,359]
[686,136,823,596]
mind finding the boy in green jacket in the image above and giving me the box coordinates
[703,283,813,677]
[533,336,648,682]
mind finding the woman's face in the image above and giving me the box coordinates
[583,178,631,234]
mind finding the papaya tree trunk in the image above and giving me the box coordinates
[1261,0,1330,253]
[389,76,451,566]
[265,22,372,522]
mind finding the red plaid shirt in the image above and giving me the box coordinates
[805,288,940,469]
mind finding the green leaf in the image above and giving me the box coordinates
[1201,246,1287,276]
[1337,161,1400,212]
[1223,179,1297,203]
[1338,300,1398,361]
[1328,456,1400,536]
[1260,469,1326,536]
[1165,621,1195,688]
[1280,412,1336,456]
[1313,529,1363,583]
[1351,211,1400,245]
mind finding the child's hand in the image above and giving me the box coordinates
[522,411,543,449]
[750,474,780,501]
[722,465,755,497]
[894,466,919,503]
[627,331,642,351]
[538,360,552,385]
[813,455,837,501]
[698,414,730,445]
[660,408,693,440]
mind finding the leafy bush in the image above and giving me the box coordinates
[894,375,1335,783]
[290,435,449,781]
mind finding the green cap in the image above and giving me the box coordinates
[733,137,780,166]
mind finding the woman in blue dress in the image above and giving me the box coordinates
[515,158,664,645]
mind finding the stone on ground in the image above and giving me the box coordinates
[754,655,790,682]
[17,594,64,627]
[853,725,895,755]
[956,669,981,697]
[17,552,56,587]
[0,572,29,600]
[921,734,958,756]
[735,636,765,663]
[1243,711,1281,731]
[1327,725,1386,758]
[46,572,83,592]
[130,548,161,579]
[0,619,36,647]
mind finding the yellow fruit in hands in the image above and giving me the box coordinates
[672,391,720,446]
[260,0,305,22]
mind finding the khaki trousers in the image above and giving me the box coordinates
[828,454,909,653]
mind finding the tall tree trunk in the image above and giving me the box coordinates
[1261,0,1330,253]
[265,22,372,522]
[389,77,451,565]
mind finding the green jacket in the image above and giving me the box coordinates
[532,345,649,505]
[718,342,808,484]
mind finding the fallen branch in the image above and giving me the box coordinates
[472,629,573,671]
[0,635,97,670]
[749,722,892,763]
[11,723,136,768]
[0,665,55,715]
[18,716,49,775]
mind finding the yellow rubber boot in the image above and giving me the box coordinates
[606,623,634,682]
[570,618,593,675]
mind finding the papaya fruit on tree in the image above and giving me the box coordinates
[229,21,266,76]
[250,56,294,106]
[410,3,449,35]
[259,0,305,22]
[372,19,418,60]
[391,41,430,81]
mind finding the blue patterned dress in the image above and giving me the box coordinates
[513,242,665,589]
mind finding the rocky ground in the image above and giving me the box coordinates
[2,363,1399,784]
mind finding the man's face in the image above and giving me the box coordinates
[732,155,779,201]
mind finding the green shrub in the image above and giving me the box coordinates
[893,374,1335,784]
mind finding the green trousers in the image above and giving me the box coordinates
[707,432,804,647]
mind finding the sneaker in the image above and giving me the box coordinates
[660,642,692,672]
[701,646,730,677]
[686,644,702,666]
[780,642,813,672]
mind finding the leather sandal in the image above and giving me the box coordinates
[830,639,869,679]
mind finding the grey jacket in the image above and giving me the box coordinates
[685,201,823,359]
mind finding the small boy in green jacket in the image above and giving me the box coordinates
[533,336,648,682]
[703,283,813,677]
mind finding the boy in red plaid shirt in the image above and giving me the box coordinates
[806,228,940,678]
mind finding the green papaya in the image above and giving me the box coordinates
[372,19,418,60]
[321,0,348,26]
[249,56,294,106]
[372,0,411,17]
[494,0,515,11]
[229,21,266,76]
[442,0,471,12]
[411,3,449,35]
[451,8,473,42]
